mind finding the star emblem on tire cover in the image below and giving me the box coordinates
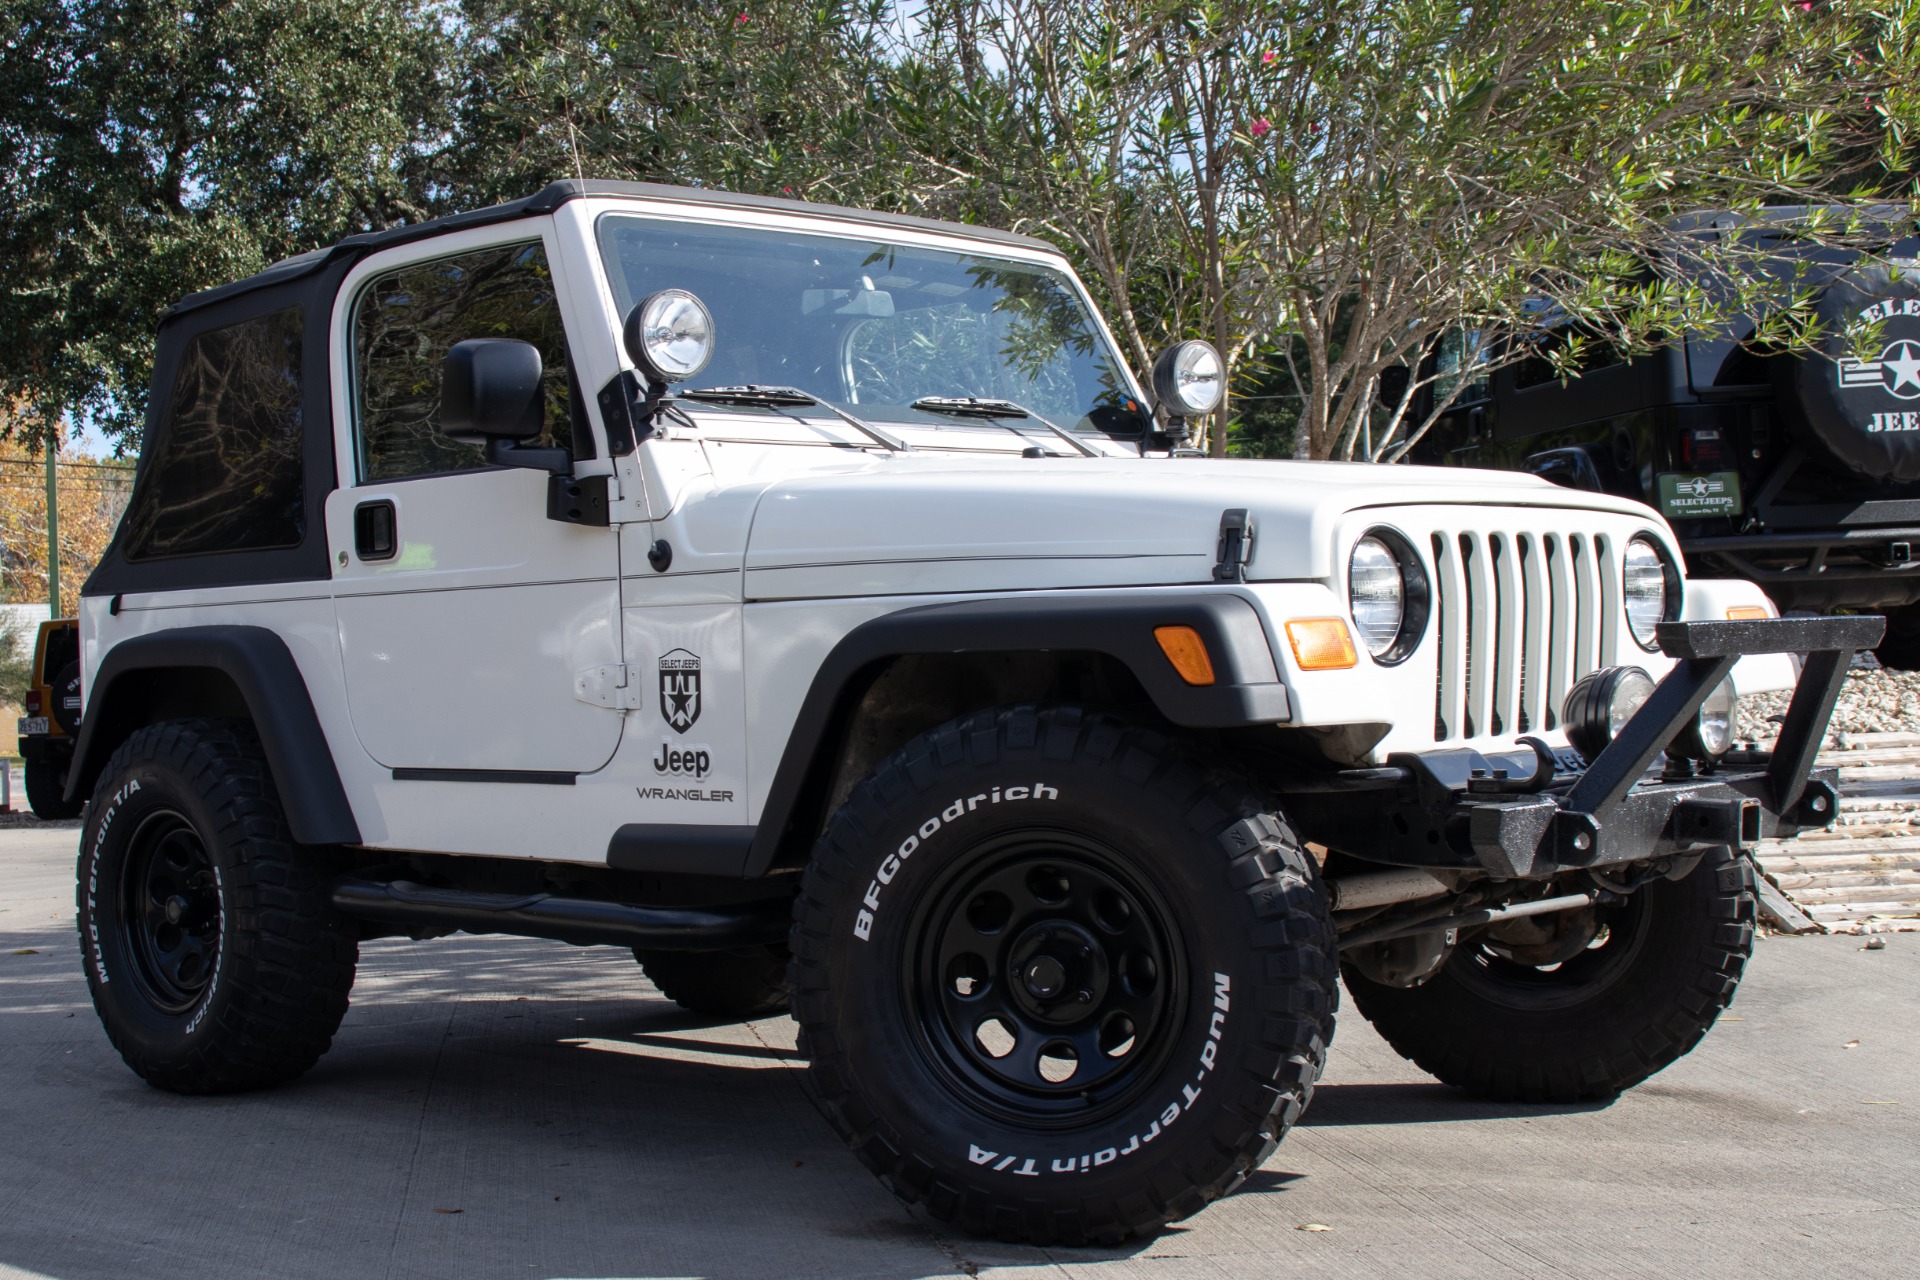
[1840,337,1920,401]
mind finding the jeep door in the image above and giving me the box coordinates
[326,223,624,776]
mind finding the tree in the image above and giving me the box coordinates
[0,0,454,449]
[886,0,1920,458]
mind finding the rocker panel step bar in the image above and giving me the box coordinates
[331,879,792,951]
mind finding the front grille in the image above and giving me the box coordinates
[1431,528,1623,741]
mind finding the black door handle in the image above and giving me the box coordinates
[354,500,397,560]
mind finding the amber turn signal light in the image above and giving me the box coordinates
[1725,605,1770,620]
[1153,625,1216,686]
[1286,618,1358,670]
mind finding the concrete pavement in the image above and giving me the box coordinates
[1,824,1914,1279]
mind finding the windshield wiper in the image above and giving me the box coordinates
[681,385,909,452]
[909,396,1100,458]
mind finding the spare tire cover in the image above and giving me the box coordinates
[1785,262,1920,480]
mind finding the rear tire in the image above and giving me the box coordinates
[25,756,82,820]
[791,705,1338,1244]
[76,719,358,1093]
[1344,850,1755,1103]
[1873,603,1920,671]
[636,944,791,1017]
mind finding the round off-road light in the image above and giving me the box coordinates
[1623,536,1674,651]
[1151,340,1225,416]
[1671,676,1738,763]
[624,289,715,384]
[1562,665,1656,763]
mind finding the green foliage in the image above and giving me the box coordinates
[0,611,31,708]
[3,0,1917,468]
[0,0,455,446]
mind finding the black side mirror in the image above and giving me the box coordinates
[441,339,568,474]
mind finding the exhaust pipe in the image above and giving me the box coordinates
[331,879,792,951]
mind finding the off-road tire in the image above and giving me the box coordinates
[636,944,792,1017]
[790,705,1338,1245]
[77,719,358,1093]
[1344,850,1756,1103]
[25,757,83,820]
[1873,603,1920,672]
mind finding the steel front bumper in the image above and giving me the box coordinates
[1285,615,1885,879]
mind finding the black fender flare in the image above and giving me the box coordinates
[64,625,362,846]
[741,592,1289,876]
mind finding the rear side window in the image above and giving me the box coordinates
[122,308,306,561]
[353,241,574,482]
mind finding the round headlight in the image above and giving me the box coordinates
[624,289,715,384]
[1562,665,1656,763]
[1345,529,1430,663]
[1151,340,1225,416]
[1349,537,1405,657]
[1623,537,1672,651]
[1672,677,1738,762]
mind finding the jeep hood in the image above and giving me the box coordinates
[737,456,1668,601]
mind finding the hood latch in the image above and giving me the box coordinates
[1213,508,1255,582]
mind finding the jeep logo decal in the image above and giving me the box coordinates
[1839,336,1920,402]
[659,649,702,733]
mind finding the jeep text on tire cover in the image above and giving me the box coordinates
[65,180,1872,1246]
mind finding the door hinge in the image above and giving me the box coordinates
[575,664,644,710]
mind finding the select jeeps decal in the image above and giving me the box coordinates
[854,782,1060,942]
[966,973,1231,1178]
[659,649,702,733]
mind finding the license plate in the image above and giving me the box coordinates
[16,717,48,736]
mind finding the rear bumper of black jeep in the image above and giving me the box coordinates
[1284,615,1884,880]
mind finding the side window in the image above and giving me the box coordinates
[354,241,576,482]
[121,308,305,561]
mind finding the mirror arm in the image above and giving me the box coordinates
[485,438,572,476]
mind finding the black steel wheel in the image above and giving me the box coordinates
[908,836,1181,1125]
[792,705,1338,1245]
[119,811,223,1013]
[1345,850,1755,1103]
[77,719,358,1093]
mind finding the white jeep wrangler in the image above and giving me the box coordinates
[68,181,1876,1244]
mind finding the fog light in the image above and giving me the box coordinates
[1672,677,1738,763]
[1562,666,1656,763]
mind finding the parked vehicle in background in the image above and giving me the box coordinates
[16,618,82,819]
[1410,209,1920,665]
[62,181,1873,1245]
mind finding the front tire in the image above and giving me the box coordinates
[77,719,358,1093]
[1344,850,1755,1103]
[791,706,1338,1245]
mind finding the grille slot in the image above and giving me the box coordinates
[1430,523,1623,743]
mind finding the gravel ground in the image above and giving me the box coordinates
[1735,654,1920,744]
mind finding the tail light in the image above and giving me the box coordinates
[25,691,41,713]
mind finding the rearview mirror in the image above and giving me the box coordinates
[442,339,544,442]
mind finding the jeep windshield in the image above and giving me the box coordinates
[595,214,1149,448]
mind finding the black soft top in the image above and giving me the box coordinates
[169,180,1059,318]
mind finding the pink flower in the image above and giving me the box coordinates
[1250,118,1272,138]
[781,186,793,195]
[1262,51,1277,65]
[735,12,750,24]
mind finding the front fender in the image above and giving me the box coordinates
[742,592,1289,877]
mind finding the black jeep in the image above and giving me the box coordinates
[1411,211,1920,665]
